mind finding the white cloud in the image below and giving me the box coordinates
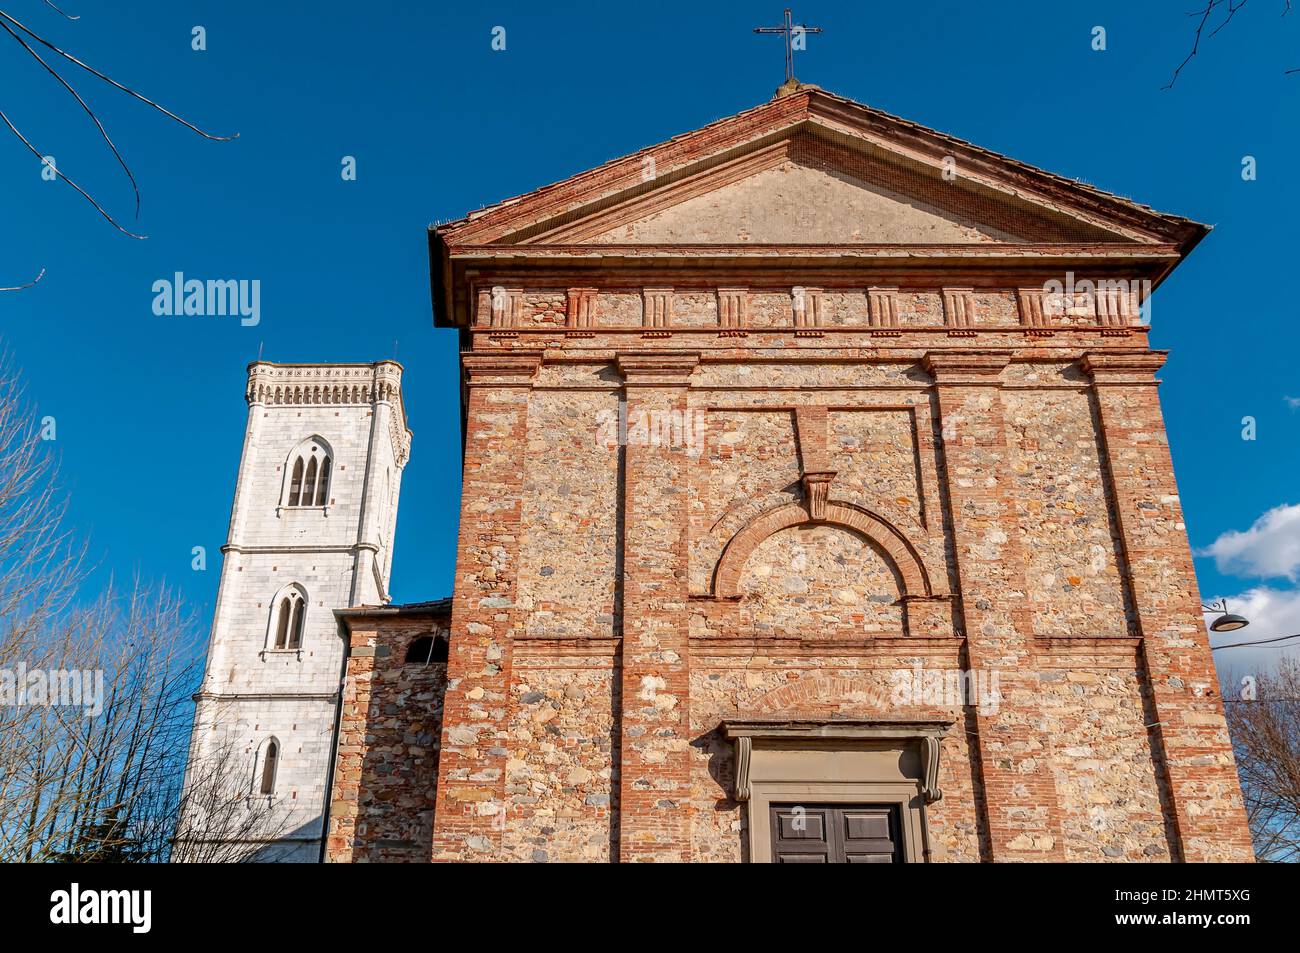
[1284,396,1300,410]
[1206,586,1300,683]
[1196,503,1300,582]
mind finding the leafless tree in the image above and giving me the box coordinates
[1,4,236,289]
[1166,0,1298,88]
[170,738,298,864]
[1223,657,1300,862]
[0,359,282,860]
[0,357,82,675]
[0,581,195,861]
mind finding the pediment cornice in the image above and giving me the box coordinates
[434,89,1206,252]
[431,88,1208,329]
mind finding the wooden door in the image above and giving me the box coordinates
[769,803,903,863]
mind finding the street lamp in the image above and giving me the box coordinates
[1202,599,1249,633]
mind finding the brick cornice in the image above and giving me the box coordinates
[461,352,543,386]
[1081,350,1167,385]
[616,351,700,386]
[922,351,1012,385]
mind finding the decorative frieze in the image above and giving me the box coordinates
[1019,287,1057,337]
[246,361,405,412]
[942,287,976,335]
[567,287,599,328]
[792,286,824,328]
[1095,283,1141,327]
[642,287,673,328]
[867,286,899,328]
[717,287,748,328]
[488,286,524,328]
[1017,288,1047,327]
[464,283,1153,334]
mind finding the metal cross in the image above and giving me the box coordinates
[754,8,822,83]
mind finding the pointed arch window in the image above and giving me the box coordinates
[314,457,331,506]
[269,586,307,650]
[282,437,332,508]
[258,738,279,796]
[289,457,304,505]
[303,457,318,504]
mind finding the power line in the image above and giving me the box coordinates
[1212,632,1300,651]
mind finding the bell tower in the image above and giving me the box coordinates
[181,361,410,862]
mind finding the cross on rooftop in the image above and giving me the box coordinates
[753,8,822,83]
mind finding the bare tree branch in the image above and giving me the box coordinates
[1166,1,1241,89]
[0,10,237,141]
[41,1,77,21]
[0,7,237,237]
[1209,0,1251,40]
[0,267,44,292]
[0,104,145,237]
[0,19,140,216]
[1166,0,1299,87]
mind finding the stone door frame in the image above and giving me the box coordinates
[721,719,953,864]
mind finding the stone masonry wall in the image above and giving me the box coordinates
[327,615,449,863]
[503,646,619,862]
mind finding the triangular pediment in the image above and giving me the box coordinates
[582,156,1024,245]
[435,86,1206,254]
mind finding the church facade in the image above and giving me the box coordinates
[188,85,1253,862]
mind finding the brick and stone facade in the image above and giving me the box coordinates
[326,602,449,862]
[196,84,1254,862]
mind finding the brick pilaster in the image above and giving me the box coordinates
[430,353,540,859]
[325,624,375,864]
[924,351,1067,861]
[616,352,699,862]
[1082,351,1254,862]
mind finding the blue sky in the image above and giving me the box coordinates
[1,2,1297,672]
